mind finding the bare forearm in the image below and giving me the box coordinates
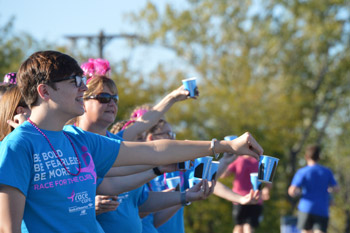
[116,140,228,167]
[139,191,183,213]
[213,181,242,203]
[105,165,154,177]
[122,94,175,141]
[152,205,182,228]
[0,185,25,233]
[115,132,263,167]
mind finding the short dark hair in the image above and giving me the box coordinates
[305,144,321,161]
[17,51,83,107]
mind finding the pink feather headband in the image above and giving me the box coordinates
[121,109,149,130]
[81,58,111,84]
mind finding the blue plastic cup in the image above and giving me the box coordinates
[188,177,202,188]
[250,172,262,191]
[182,77,197,98]
[178,160,191,170]
[193,156,213,179]
[258,155,279,183]
[207,161,220,181]
[166,176,181,191]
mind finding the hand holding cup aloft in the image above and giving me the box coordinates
[229,132,263,160]
[182,77,199,98]
[170,85,195,102]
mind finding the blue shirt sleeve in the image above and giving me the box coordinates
[327,168,337,187]
[0,135,33,196]
[291,169,304,188]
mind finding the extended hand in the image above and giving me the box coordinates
[95,195,119,215]
[170,85,199,101]
[186,179,216,202]
[240,189,260,205]
[230,132,263,160]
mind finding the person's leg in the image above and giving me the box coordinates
[244,205,262,233]
[312,214,328,233]
[301,230,313,233]
[243,223,253,233]
[313,230,325,233]
[298,211,313,233]
[233,204,246,233]
[233,224,244,233]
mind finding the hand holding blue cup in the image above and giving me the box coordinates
[182,77,198,98]
[188,177,202,188]
[258,155,279,183]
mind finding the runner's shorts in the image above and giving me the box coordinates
[232,204,263,228]
[297,211,329,232]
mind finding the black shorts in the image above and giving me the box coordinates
[232,204,263,228]
[297,211,329,232]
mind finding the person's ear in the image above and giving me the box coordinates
[37,84,50,101]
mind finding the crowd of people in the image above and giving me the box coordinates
[0,50,339,233]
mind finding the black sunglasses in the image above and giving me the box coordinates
[84,92,119,104]
[52,75,87,88]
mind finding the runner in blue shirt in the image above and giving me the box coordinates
[288,144,339,233]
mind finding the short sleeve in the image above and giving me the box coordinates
[227,161,236,174]
[327,169,337,187]
[0,138,32,196]
[291,170,304,187]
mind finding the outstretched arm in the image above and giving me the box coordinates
[152,205,182,228]
[0,185,26,233]
[138,180,214,213]
[115,132,263,167]
[104,165,154,177]
[213,181,259,204]
[122,86,191,141]
[97,164,177,195]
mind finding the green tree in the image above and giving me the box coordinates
[0,17,38,79]
[130,1,350,232]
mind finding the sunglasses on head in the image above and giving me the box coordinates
[52,75,87,88]
[84,92,119,104]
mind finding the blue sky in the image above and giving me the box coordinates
[1,0,190,73]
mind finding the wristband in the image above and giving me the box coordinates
[152,167,162,176]
[181,191,191,206]
[211,138,220,159]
